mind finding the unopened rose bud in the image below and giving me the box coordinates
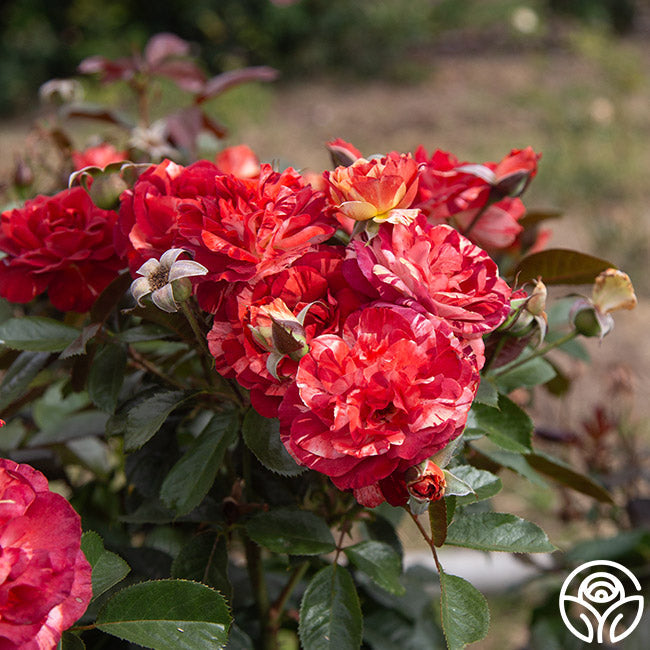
[89,174,128,210]
[527,278,547,316]
[405,460,446,502]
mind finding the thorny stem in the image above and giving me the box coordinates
[127,345,185,389]
[408,509,443,574]
[489,330,578,378]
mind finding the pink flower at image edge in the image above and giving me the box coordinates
[0,454,91,650]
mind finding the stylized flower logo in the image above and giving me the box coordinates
[559,560,644,644]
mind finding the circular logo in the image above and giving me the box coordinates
[559,560,644,644]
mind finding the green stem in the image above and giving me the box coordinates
[489,330,578,378]
[461,196,494,238]
[127,345,186,390]
[243,533,273,650]
[408,509,443,574]
[268,561,309,638]
[481,334,508,374]
[180,301,211,359]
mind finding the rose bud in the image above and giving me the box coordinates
[405,460,447,502]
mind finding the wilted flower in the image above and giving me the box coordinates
[129,120,179,161]
[571,269,637,339]
[130,248,207,312]
[38,78,84,105]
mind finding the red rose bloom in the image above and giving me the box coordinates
[216,144,260,179]
[414,146,540,250]
[0,458,91,650]
[0,187,123,312]
[178,164,336,286]
[71,143,127,171]
[207,247,361,417]
[345,217,511,343]
[115,158,221,273]
[279,305,479,490]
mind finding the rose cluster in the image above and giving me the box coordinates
[0,140,536,505]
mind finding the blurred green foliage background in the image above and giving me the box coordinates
[0,0,639,113]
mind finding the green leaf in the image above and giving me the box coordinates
[363,608,444,650]
[566,530,650,564]
[81,531,130,600]
[60,631,86,650]
[429,498,448,547]
[172,533,231,599]
[0,350,49,412]
[28,411,109,446]
[96,579,231,650]
[87,343,127,413]
[451,466,502,505]
[299,565,362,650]
[525,451,614,504]
[160,412,238,515]
[493,356,557,393]
[443,470,474,498]
[439,570,490,650]
[473,446,548,488]
[344,541,405,595]
[245,508,336,555]
[466,394,533,453]
[512,249,615,285]
[242,409,305,476]
[108,389,196,450]
[474,378,499,407]
[0,317,79,351]
[117,324,174,343]
[446,512,556,553]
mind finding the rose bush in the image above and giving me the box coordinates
[0,41,639,649]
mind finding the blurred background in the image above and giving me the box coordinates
[1,1,648,647]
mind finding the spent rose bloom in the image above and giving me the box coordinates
[414,146,540,250]
[325,152,420,225]
[571,268,637,339]
[345,217,512,345]
[279,305,479,490]
[0,458,92,649]
[115,158,221,273]
[178,164,336,288]
[0,187,123,312]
